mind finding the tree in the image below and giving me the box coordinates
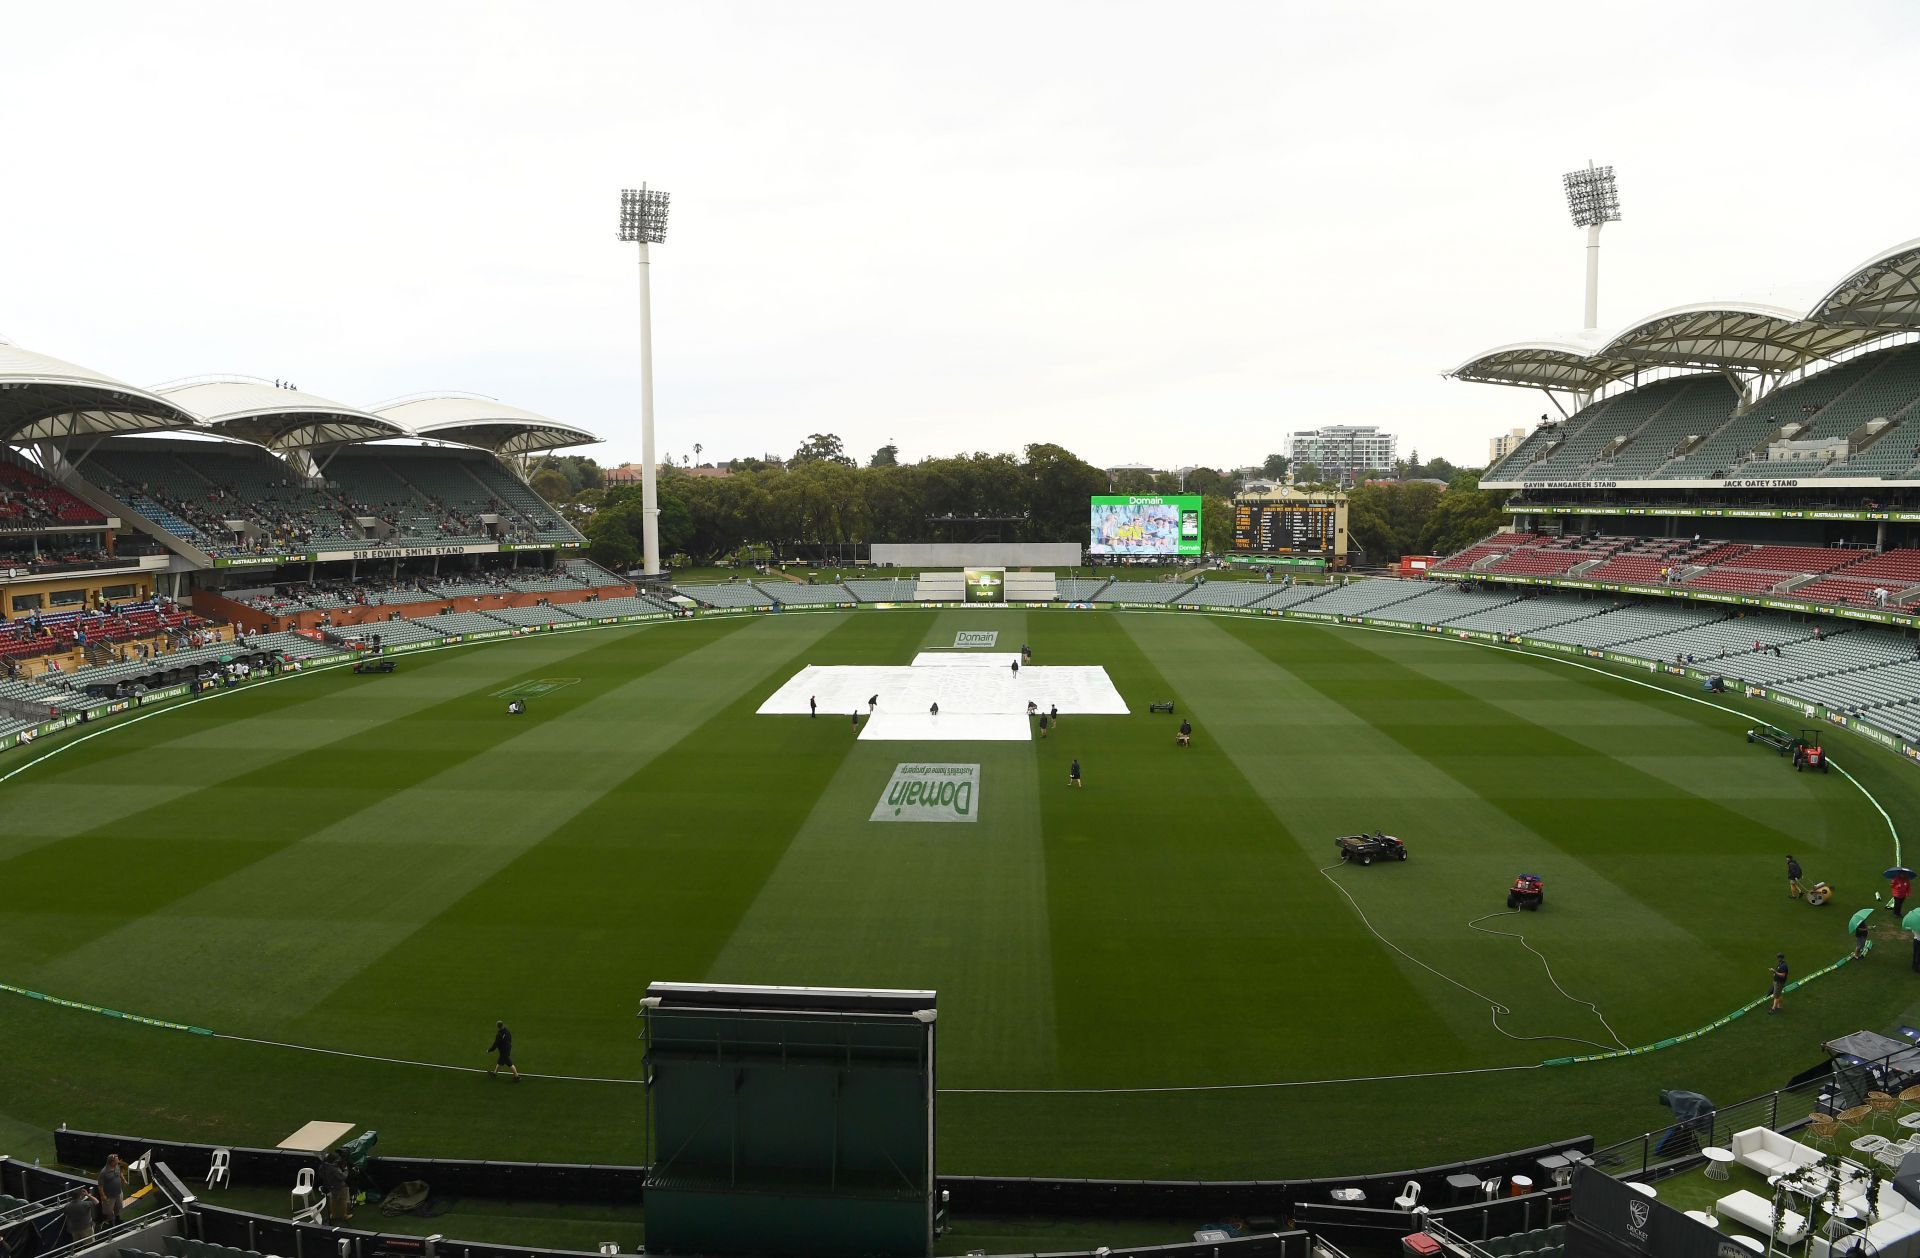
[529,468,572,504]
[1201,495,1235,555]
[1022,443,1107,542]
[1292,461,1323,485]
[1183,466,1236,498]
[792,433,854,467]
[868,443,899,468]
[1261,452,1290,479]
[1420,472,1509,555]
[1109,468,1159,494]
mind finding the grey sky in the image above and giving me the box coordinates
[3,1,1916,471]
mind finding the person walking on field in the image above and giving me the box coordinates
[1787,855,1803,899]
[809,695,817,718]
[1069,758,1082,788]
[488,1019,520,1081]
[1893,872,1913,919]
[1768,953,1789,1014]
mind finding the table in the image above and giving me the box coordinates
[1730,1237,1764,1254]
[1445,1172,1483,1204]
[1684,1211,1719,1228]
[1703,1147,1736,1181]
[276,1120,355,1152]
[1629,1182,1658,1198]
[1822,1201,1861,1239]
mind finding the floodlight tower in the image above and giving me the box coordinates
[619,185,672,575]
[1562,161,1622,330]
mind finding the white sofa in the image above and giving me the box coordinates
[1718,1188,1809,1244]
[1812,1181,1920,1258]
[1732,1126,1826,1178]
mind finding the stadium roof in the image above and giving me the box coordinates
[1452,236,1920,391]
[1445,335,1636,392]
[1594,302,1881,372]
[1811,236,1920,330]
[371,394,600,457]
[0,338,196,444]
[156,377,406,453]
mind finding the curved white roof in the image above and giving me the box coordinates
[1594,301,1880,372]
[1446,336,1636,391]
[154,376,406,452]
[0,340,196,443]
[1453,235,1920,389]
[372,394,599,456]
[1811,236,1920,330]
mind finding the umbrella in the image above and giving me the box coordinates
[1852,909,1876,932]
[1887,867,1917,880]
[1905,909,1920,933]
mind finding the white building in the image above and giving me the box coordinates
[1287,425,1397,484]
[1488,427,1528,465]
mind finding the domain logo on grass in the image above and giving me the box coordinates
[952,630,998,648]
[871,763,979,823]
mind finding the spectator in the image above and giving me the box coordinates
[64,1188,97,1243]
[98,1154,125,1225]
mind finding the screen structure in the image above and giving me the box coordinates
[1233,500,1337,554]
[1088,496,1203,557]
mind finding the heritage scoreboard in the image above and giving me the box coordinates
[1233,501,1338,554]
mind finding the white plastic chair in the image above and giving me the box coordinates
[129,1152,152,1190]
[1394,1180,1421,1211]
[291,1166,317,1216]
[206,1149,231,1189]
[1481,1177,1503,1200]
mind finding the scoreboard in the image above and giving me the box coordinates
[1233,501,1338,554]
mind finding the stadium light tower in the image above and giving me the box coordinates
[619,184,671,575]
[1562,161,1621,330]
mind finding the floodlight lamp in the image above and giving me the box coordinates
[1562,162,1621,228]
[619,186,671,243]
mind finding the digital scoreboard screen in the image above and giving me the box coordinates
[1233,502,1337,554]
[1089,495,1202,557]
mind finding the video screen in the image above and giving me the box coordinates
[1088,495,1202,557]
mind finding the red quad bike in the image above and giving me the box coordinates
[1507,873,1544,911]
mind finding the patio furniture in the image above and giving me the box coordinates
[1703,1147,1736,1180]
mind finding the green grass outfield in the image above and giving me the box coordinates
[0,607,1912,1180]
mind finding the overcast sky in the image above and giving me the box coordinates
[3,1,1917,472]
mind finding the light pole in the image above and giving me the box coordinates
[619,185,671,575]
[1562,162,1621,331]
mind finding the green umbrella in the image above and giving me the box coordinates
[1852,908,1876,932]
[1905,908,1920,933]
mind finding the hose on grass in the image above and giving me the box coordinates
[1466,909,1628,1051]
[1317,862,1626,1053]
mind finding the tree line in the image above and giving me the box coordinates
[528,440,1506,570]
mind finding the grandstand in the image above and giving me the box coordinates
[1093,580,1193,605]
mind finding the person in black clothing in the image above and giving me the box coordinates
[1787,855,1803,899]
[319,1154,351,1222]
[1069,758,1082,788]
[809,695,816,718]
[1769,954,1789,1013]
[488,1020,520,1080]
[1177,719,1192,747]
